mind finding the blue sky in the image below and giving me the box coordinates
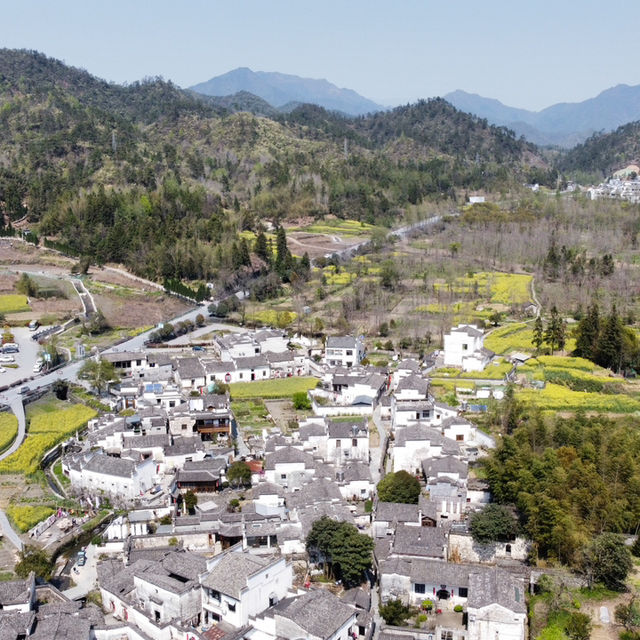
[3,0,639,111]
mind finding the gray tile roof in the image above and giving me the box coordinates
[375,502,419,524]
[235,355,269,369]
[396,375,429,396]
[31,612,92,640]
[327,419,367,439]
[0,573,33,607]
[468,568,527,613]
[422,456,468,479]
[175,357,206,379]
[326,336,359,349]
[82,453,139,478]
[395,424,448,448]
[451,324,484,338]
[391,523,447,559]
[201,552,277,598]
[275,589,356,639]
[397,359,420,372]
[264,446,314,470]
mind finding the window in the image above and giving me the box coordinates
[335,439,341,448]
[346,350,353,356]
[456,434,464,441]
[182,424,187,430]
[228,602,236,612]
[441,632,453,640]
[209,589,221,601]
[280,474,287,480]
[239,373,243,379]
[352,438,358,447]
[462,344,468,351]
[415,583,426,594]
[459,587,468,598]
[263,371,267,376]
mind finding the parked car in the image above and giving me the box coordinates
[77,551,86,567]
[0,355,15,363]
[28,320,39,331]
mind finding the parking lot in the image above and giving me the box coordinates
[0,326,51,389]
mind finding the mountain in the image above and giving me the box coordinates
[0,49,544,284]
[445,84,640,148]
[560,120,640,176]
[189,67,384,116]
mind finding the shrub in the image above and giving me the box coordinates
[292,391,311,410]
[168,537,178,547]
[454,605,463,613]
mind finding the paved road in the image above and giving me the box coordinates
[62,543,99,600]
[0,507,22,551]
[164,321,245,346]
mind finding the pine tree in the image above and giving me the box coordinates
[274,226,291,280]
[595,305,624,371]
[532,316,544,352]
[254,231,269,262]
[544,306,563,354]
[574,302,600,359]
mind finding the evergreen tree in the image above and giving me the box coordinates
[595,305,624,371]
[574,302,600,359]
[544,306,563,354]
[254,231,269,262]
[532,316,544,352]
[543,240,561,281]
[274,226,292,280]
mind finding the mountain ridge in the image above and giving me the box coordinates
[445,84,640,147]
[189,67,384,116]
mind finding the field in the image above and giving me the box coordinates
[0,294,30,314]
[229,377,318,400]
[0,401,96,475]
[246,309,297,328]
[485,322,577,355]
[292,218,383,238]
[433,272,532,305]
[6,504,55,533]
[0,413,18,453]
[232,399,273,433]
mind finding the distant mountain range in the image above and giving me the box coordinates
[189,67,384,116]
[445,84,640,147]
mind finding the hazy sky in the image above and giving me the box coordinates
[3,0,639,111]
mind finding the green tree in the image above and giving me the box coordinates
[573,302,600,360]
[306,516,373,587]
[52,379,69,400]
[377,471,421,504]
[292,391,311,410]
[615,598,640,630]
[254,231,270,262]
[78,358,119,394]
[488,311,503,327]
[16,273,37,297]
[227,461,252,488]
[380,599,411,626]
[579,532,632,590]
[15,545,53,580]
[532,315,544,352]
[565,612,592,640]
[544,306,564,354]
[274,226,292,280]
[470,504,519,543]
[380,260,400,289]
[183,490,198,514]
[595,305,624,371]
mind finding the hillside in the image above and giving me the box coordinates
[189,67,384,116]
[0,49,544,284]
[446,84,640,147]
[560,120,640,175]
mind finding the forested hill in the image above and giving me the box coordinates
[560,120,640,176]
[0,49,545,283]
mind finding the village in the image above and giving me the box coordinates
[0,318,534,640]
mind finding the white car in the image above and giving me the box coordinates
[33,363,43,373]
[0,367,6,374]
[0,355,14,363]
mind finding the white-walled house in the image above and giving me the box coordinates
[324,336,365,368]
[467,570,527,640]
[443,324,494,372]
[64,451,155,503]
[201,548,292,627]
[393,424,461,473]
[326,419,369,465]
[263,446,316,488]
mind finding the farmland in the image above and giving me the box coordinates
[6,504,55,533]
[229,377,318,400]
[0,413,18,453]
[0,401,96,475]
[0,294,30,314]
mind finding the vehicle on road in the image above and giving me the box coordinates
[19,386,29,395]
[2,344,19,353]
[0,355,13,363]
[28,320,39,331]
[77,550,86,567]
[33,362,43,373]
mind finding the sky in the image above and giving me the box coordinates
[2,0,640,111]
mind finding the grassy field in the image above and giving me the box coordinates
[246,309,297,327]
[6,504,54,533]
[0,413,18,454]
[232,399,273,432]
[517,382,640,413]
[0,294,30,314]
[0,400,96,475]
[229,377,318,400]
[293,218,383,238]
[433,272,532,305]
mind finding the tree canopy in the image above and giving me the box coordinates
[227,461,252,488]
[469,504,519,544]
[306,516,373,588]
[377,471,421,504]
